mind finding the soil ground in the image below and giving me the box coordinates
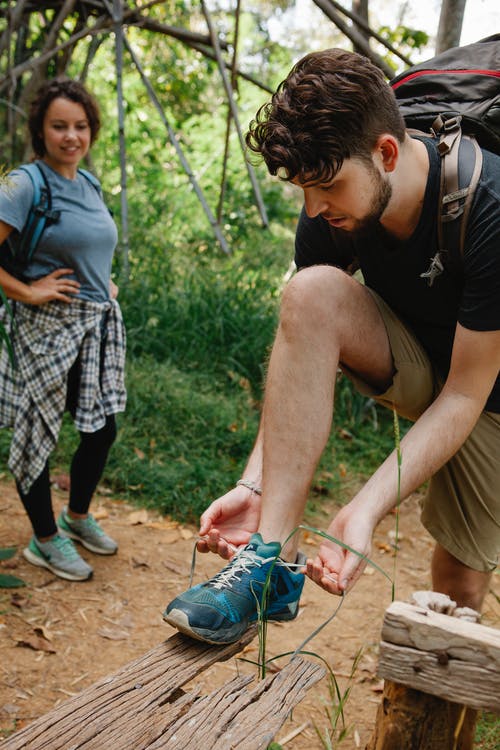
[0,479,499,749]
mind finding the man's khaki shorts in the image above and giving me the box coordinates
[344,289,499,573]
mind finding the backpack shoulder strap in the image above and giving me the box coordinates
[13,162,61,267]
[18,162,47,209]
[420,116,483,286]
[77,168,103,198]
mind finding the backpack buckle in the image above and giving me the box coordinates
[432,114,462,144]
[442,115,462,132]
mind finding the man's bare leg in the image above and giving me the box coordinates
[257,265,395,560]
[432,543,492,612]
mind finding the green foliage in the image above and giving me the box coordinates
[0,547,25,588]
[50,358,261,523]
[0,547,16,560]
[119,241,284,392]
[314,649,362,749]
[475,712,500,750]
[0,0,414,525]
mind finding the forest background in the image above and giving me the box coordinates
[0,3,499,747]
[0,0,497,523]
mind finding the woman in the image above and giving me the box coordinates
[0,78,126,581]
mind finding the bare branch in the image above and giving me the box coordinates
[311,0,395,78]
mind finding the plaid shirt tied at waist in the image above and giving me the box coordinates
[0,298,126,494]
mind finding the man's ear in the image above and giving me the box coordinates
[374,134,399,173]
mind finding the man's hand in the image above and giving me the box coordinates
[197,485,262,559]
[306,502,376,595]
[28,269,80,304]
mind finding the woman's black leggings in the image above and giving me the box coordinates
[17,416,117,539]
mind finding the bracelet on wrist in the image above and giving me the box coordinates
[236,478,262,495]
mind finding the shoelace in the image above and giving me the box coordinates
[189,534,348,660]
[84,515,104,535]
[68,513,103,536]
[209,549,275,590]
[191,536,306,590]
[52,536,80,560]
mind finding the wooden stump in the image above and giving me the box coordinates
[366,600,500,750]
[366,680,477,750]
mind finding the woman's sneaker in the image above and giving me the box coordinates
[23,535,93,581]
[57,507,118,555]
[163,533,305,644]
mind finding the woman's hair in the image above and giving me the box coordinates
[246,48,406,184]
[28,77,101,157]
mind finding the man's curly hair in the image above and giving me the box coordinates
[246,48,405,184]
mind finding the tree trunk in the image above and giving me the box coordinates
[352,0,369,54]
[435,0,467,53]
[366,680,478,750]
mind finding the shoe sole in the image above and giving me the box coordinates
[163,608,248,645]
[58,527,118,556]
[23,547,93,582]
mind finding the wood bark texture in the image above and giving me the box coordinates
[366,679,478,750]
[377,601,500,711]
[1,629,325,750]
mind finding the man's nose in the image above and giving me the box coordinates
[303,187,327,218]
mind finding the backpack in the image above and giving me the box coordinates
[390,34,500,285]
[0,161,103,280]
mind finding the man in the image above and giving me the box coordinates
[164,48,500,645]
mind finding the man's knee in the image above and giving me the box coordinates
[280,265,354,334]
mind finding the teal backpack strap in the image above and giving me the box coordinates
[77,167,103,198]
[15,162,60,266]
[77,168,113,217]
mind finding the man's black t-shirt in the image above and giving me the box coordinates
[294,137,500,412]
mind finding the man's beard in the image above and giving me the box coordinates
[349,165,392,236]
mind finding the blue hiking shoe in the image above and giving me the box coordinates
[23,534,93,582]
[163,533,305,644]
[57,507,118,555]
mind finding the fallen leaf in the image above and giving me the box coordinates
[97,627,129,641]
[134,447,145,460]
[179,528,193,540]
[145,520,178,530]
[93,508,109,520]
[128,509,149,525]
[16,634,56,653]
[375,542,392,553]
[34,625,53,642]
[338,428,353,440]
[96,485,113,496]
[10,592,28,608]
[1,704,19,715]
[131,557,149,569]
[370,680,385,693]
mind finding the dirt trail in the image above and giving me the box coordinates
[1,480,499,748]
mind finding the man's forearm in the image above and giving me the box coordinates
[349,386,484,524]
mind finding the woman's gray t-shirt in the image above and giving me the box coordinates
[0,161,118,302]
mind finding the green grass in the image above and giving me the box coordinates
[475,712,500,749]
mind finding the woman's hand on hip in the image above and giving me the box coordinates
[27,268,80,304]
